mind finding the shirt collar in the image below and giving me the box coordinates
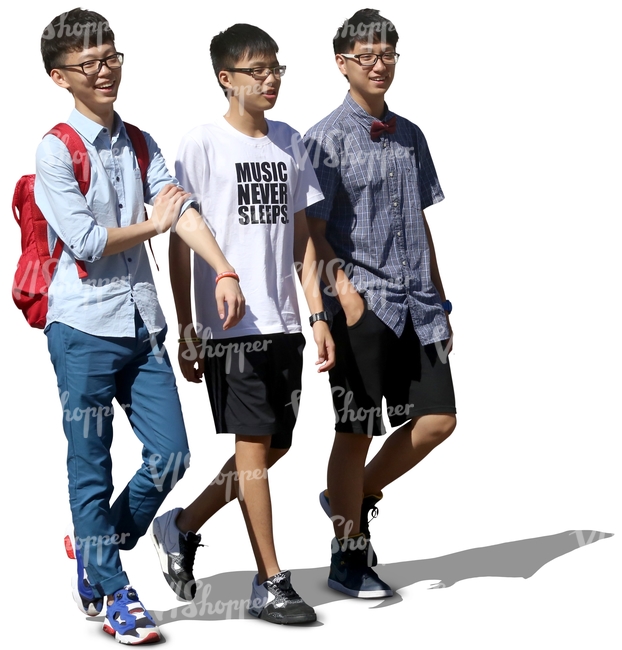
[67,108,121,143]
[342,91,394,126]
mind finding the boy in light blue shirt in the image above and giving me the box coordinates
[37,8,244,644]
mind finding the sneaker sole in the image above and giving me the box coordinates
[149,527,195,602]
[103,622,161,644]
[249,607,317,625]
[327,578,393,599]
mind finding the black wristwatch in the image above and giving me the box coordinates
[309,311,329,327]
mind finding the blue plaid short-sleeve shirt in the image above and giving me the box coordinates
[303,92,450,345]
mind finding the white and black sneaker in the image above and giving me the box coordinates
[150,508,202,601]
[249,570,316,625]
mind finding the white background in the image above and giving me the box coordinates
[1,1,619,647]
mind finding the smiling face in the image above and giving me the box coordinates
[51,42,121,127]
[336,40,396,116]
[218,51,281,117]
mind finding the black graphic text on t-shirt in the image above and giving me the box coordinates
[236,162,289,225]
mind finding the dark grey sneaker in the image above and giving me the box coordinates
[328,535,393,598]
[249,570,317,625]
[150,507,202,601]
[319,490,382,565]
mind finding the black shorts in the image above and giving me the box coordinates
[329,305,456,436]
[203,332,305,449]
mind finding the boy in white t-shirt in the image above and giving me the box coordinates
[151,23,334,624]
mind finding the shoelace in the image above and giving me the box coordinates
[180,535,204,569]
[366,505,379,526]
[271,576,303,603]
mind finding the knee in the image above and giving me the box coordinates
[147,447,191,493]
[267,446,289,468]
[416,414,456,446]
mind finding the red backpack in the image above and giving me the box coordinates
[12,122,149,328]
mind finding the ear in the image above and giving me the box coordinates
[50,68,72,90]
[218,69,234,92]
[335,53,348,78]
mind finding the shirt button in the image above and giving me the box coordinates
[116,176,120,181]
[397,231,402,237]
[119,203,123,209]
[128,257,132,262]
[389,172,394,177]
[393,202,398,207]
[402,260,407,266]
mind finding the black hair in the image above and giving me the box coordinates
[210,24,279,94]
[41,8,115,75]
[333,8,398,54]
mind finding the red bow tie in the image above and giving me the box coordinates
[370,116,397,141]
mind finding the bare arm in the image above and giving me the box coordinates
[423,211,453,348]
[423,211,447,302]
[170,207,245,383]
[175,207,245,330]
[293,210,335,372]
[102,184,189,256]
[306,216,365,326]
[169,231,204,383]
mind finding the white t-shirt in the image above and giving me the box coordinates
[176,117,324,340]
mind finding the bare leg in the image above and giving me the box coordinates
[327,431,373,539]
[235,435,280,582]
[363,414,456,496]
[177,446,288,535]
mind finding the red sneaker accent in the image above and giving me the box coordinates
[64,535,76,559]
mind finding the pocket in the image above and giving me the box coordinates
[346,299,368,330]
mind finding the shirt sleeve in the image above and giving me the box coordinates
[175,132,207,203]
[34,134,108,262]
[140,129,196,218]
[289,129,324,213]
[414,125,445,211]
[171,131,208,233]
[302,129,341,221]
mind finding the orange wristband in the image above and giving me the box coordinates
[215,271,240,284]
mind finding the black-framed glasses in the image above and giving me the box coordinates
[226,65,286,80]
[57,52,124,76]
[340,52,400,67]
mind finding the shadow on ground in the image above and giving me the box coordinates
[91,529,613,627]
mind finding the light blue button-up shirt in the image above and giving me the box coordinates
[35,109,187,337]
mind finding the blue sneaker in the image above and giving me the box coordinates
[103,587,161,645]
[328,534,393,598]
[320,490,381,566]
[64,532,103,616]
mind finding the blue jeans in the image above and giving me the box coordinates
[46,313,189,597]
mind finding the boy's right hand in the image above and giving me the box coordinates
[178,338,205,383]
[151,184,190,234]
[215,277,246,330]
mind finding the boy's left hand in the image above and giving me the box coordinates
[311,321,336,372]
[215,277,246,330]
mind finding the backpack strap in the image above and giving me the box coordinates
[124,122,150,183]
[44,123,90,278]
[46,123,91,195]
[123,121,160,271]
